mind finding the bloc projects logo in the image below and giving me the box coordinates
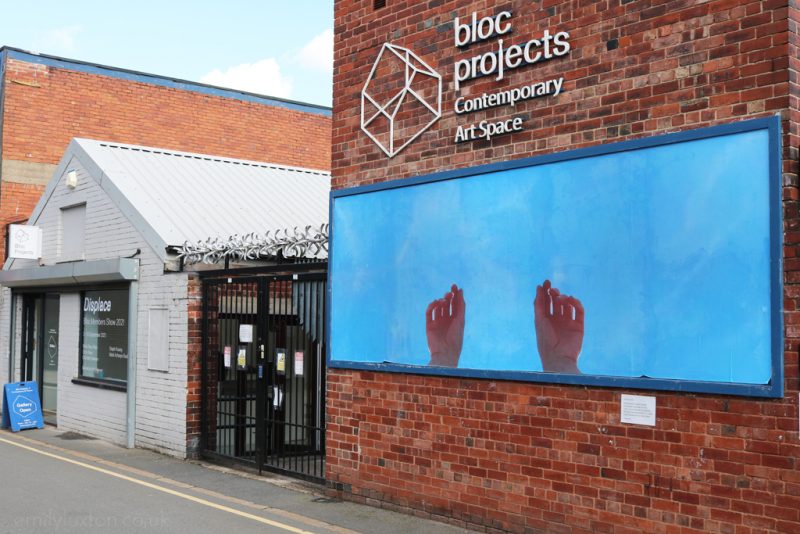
[360,10,572,155]
[361,43,443,158]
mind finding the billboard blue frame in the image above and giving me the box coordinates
[327,116,784,398]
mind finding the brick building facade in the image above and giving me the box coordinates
[328,1,800,533]
[0,47,331,259]
[0,46,331,457]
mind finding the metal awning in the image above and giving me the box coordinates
[0,258,139,288]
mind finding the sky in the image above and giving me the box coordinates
[0,1,333,107]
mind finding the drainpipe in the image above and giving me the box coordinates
[126,276,139,448]
[1,51,9,387]
[8,291,16,384]
[0,48,7,188]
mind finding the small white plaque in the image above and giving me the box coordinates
[239,324,253,343]
[8,224,42,259]
[620,394,656,426]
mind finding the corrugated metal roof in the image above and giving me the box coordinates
[74,138,330,248]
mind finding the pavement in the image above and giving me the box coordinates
[0,426,474,534]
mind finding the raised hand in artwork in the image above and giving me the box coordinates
[534,280,584,374]
[426,284,466,367]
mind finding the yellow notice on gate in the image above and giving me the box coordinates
[276,350,286,374]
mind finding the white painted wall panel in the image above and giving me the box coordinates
[148,308,169,371]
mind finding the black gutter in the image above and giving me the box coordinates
[196,261,328,278]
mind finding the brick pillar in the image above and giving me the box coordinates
[185,274,203,457]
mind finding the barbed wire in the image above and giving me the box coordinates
[177,224,328,265]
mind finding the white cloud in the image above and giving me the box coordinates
[293,28,333,74]
[200,58,293,98]
[197,29,332,105]
[37,25,82,54]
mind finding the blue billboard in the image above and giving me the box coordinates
[329,117,783,397]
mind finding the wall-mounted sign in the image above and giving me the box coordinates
[1,382,45,431]
[453,10,571,144]
[361,43,442,158]
[620,395,656,426]
[8,224,42,260]
[361,9,572,155]
[453,11,570,90]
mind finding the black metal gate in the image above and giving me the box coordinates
[200,266,326,482]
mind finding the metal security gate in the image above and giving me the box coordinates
[200,267,326,482]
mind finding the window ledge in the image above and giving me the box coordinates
[71,377,126,392]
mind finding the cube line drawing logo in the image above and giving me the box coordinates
[12,395,36,418]
[361,43,442,158]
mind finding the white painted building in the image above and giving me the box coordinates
[0,139,329,457]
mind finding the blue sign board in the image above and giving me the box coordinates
[2,382,45,431]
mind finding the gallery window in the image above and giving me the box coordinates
[79,288,130,384]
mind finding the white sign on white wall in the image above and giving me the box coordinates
[8,224,42,260]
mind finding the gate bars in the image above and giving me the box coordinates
[200,265,327,482]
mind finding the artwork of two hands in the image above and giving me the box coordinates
[426,281,584,374]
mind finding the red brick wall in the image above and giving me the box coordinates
[1,58,331,168]
[333,0,789,188]
[0,55,331,258]
[790,3,800,194]
[0,181,43,220]
[329,1,800,532]
[186,274,203,457]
